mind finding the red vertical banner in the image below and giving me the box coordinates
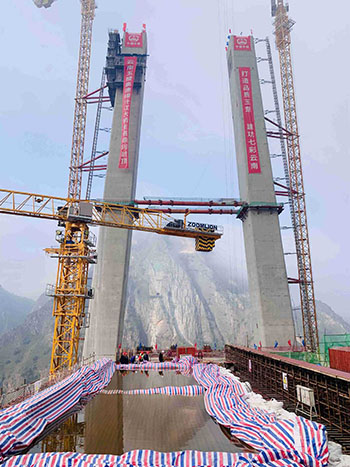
[119,57,137,169]
[238,67,261,174]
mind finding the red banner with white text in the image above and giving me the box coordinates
[238,67,261,174]
[125,32,143,48]
[234,36,251,51]
[119,57,137,169]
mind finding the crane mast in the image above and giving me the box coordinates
[68,0,95,200]
[272,0,319,352]
[50,0,95,373]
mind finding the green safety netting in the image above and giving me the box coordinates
[275,334,350,366]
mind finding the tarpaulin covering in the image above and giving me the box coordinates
[192,364,328,467]
[1,448,324,467]
[101,385,204,396]
[0,357,328,467]
[115,356,197,375]
[0,359,115,461]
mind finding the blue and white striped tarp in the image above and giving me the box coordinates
[0,359,115,461]
[114,356,197,375]
[0,358,329,467]
[1,448,325,467]
[192,364,328,467]
[101,385,204,396]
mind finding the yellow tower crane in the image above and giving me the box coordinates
[271,0,319,352]
[0,190,221,374]
[27,0,221,375]
[33,0,97,374]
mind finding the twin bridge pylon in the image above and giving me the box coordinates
[82,29,296,361]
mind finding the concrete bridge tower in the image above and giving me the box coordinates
[227,35,295,347]
[83,29,147,360]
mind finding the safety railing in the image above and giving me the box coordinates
[0,353,96,409]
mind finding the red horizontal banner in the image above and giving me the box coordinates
[125,32,143,48]
[234,36,251,51]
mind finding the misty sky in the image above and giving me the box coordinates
[0,1,349,320]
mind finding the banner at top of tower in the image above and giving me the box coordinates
[125,32,143,48]
[234,36,251,51]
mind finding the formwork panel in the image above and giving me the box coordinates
[225,345,350,451]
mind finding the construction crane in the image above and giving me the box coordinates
[271,0,319,352]
[32,0,98,373]
[28,0,223,375]
[33,0,93,200]
[0,189,222,373]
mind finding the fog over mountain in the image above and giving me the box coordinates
[0,233,349,389]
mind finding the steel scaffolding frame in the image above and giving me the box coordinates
[273,0,319,351]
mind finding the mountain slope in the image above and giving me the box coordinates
[0,234,349,389]
[293,299,350,338]
[0,285,34,336]
[0,294,53,390]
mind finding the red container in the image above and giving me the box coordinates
[329,347,350,373]
[177,346,196,357]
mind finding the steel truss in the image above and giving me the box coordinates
[273,0,319,351]
[47,222,94,373]
[68,0,95,200]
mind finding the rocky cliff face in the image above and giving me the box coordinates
[0,233,349,389]
[0,293,53,389]
[123,234,250,349]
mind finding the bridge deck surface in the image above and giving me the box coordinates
[29,370,242,455]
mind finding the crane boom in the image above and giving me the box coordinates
[0,187,222,373]
[273,0,319,351]
[0,188,222,241]
[68,0,95,200]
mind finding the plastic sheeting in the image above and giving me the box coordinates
[192,364,329,467]
[114,356,198,375]
[0,359,115,461]
[0,357,329,467]
[101,385,204,396]
[0,448,328,467]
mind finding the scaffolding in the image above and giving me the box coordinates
[273,0,319,352]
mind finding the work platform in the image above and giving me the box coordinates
[30,371,242,455]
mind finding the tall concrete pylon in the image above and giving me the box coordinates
[83,30,147,360]
[226,35,295,347]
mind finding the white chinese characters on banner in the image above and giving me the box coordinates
[234,36,251,51]
[119,57,137,169]
[125,32,143,48]
[238,67,261,174]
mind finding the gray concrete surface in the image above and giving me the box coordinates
[83,31,147,360]
[226,35,295,347]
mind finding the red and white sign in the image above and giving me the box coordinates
[119,57,137,170]
[124,32,143,48]
[234,36,251,51]
[239,67,261,174]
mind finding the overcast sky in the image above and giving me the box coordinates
[0,1,349,320]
